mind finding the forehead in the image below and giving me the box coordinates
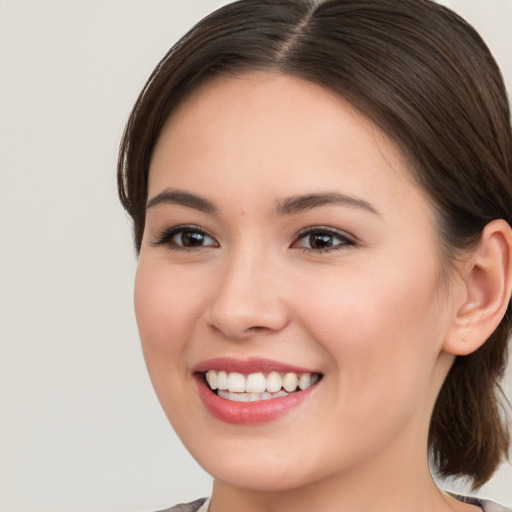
[151,72,416,187]
[158,72,381,149]
[149,72,432,224]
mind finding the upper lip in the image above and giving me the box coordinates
[193,356,320,375]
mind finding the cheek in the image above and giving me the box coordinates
[134,258,205,369]
[297,261,445,399]
[133,258,212,432]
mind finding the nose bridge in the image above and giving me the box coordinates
[207,242,287,339]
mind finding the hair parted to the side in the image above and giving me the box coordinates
[118,0,512,488]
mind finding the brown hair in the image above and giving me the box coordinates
[118,0,512,488]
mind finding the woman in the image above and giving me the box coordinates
[117,1,512,511]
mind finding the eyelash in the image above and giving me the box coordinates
[153,225,355,253]
[153,225,218,250]
[292,226,355,253]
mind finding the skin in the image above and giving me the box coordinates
[135,72,484,512]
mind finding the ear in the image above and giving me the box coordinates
[443,219,512,356]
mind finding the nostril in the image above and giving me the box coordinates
[247,326,269,333]
[209,323,272,340]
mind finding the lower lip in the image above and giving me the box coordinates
[195,376,319,425]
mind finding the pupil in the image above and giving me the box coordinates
[310,233,333,249]
[182,231,204,246]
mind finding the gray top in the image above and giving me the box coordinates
[453,494,512,512]
[157,498,207,512]
[159,495,512,512]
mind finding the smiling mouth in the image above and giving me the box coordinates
[202,370,322,402]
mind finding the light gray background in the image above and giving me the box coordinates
[1,1,511,511]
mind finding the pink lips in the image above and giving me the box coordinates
[193,357,321,425]
[193,356,316,375]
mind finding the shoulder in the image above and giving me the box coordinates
[451,493,511,512]
[154,497,208,512]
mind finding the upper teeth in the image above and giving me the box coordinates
[205,370,319,393]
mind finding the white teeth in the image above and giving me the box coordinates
[246,372,266,393]
[227,372,245,392]
[229,391,250,402]
[217,389,289,402]
[205,370,320,398]
[205,370,218,390]
[266,371,282,393]
[282,372,299,392]
[298,373,311,390]
[217,371,228,391]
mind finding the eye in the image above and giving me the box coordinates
[292,227,354,252]
[153,225,218,250]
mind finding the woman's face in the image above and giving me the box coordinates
[135,73,461,490]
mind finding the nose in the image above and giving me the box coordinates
[205,248,289,340]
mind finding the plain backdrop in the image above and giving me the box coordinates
[1,1,511,511]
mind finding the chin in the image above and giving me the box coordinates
[189,437,335,493]
[207,461,312,492]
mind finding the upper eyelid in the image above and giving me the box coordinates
[152,224,218,247]
[291,226,358,253]
[294,225,356,241]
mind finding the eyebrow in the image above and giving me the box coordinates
[146,189,217,213]
[146,189,378,217]
[275,192,379,216]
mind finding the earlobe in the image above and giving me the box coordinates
[444,219,512,356]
